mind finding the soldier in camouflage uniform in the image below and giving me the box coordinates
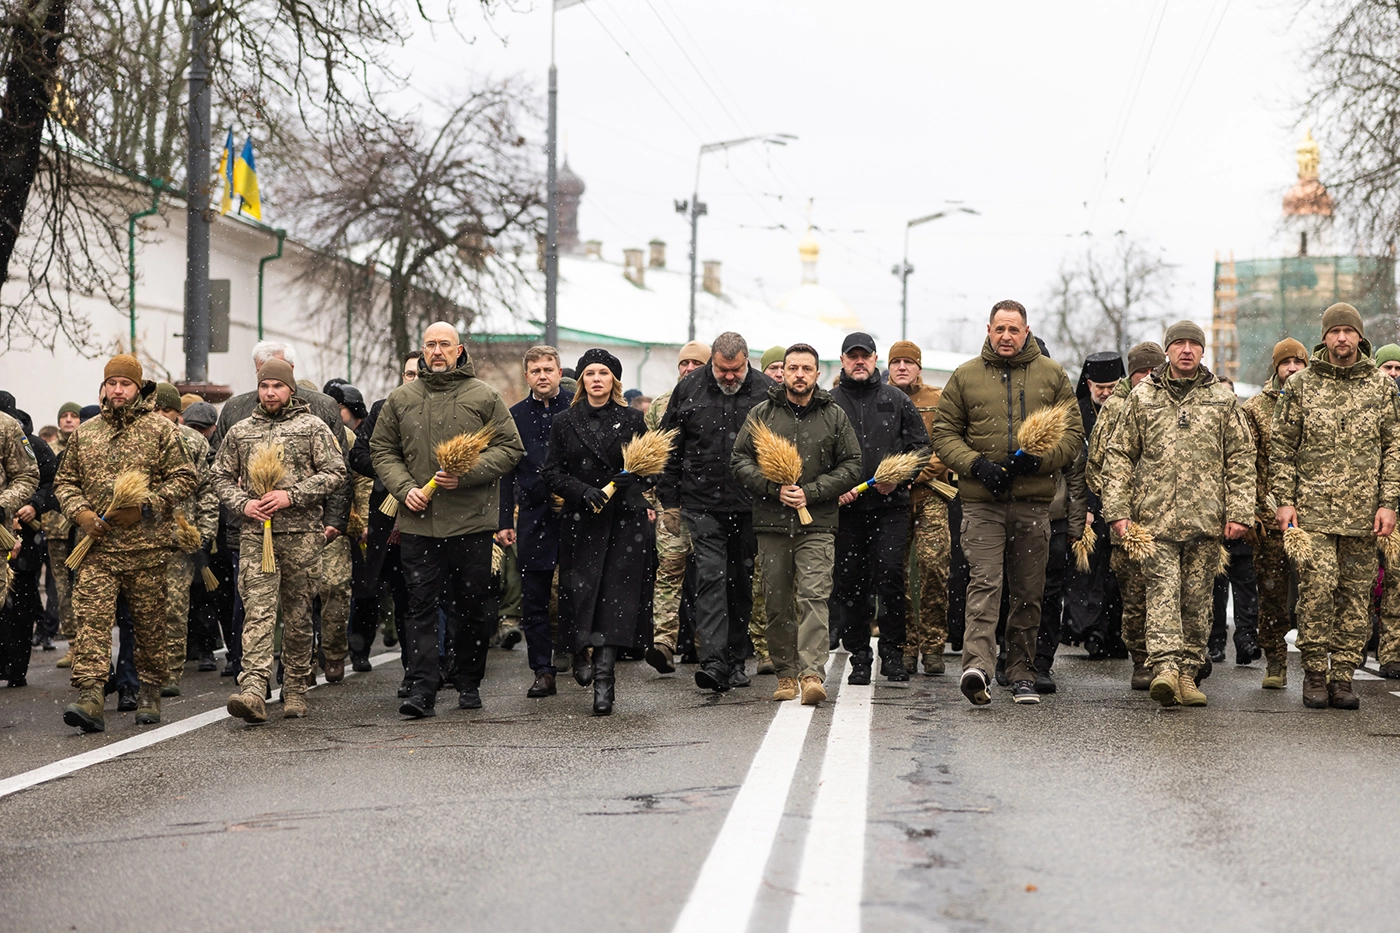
[1103,322,1255,708]
[644,340,709,672]
[212,359,347,723]
[1087,342,1164,690]
[317,420,371,682]
[53,355,199,732]
[151,383,219,696]
[1241,338,1308,688]
[45,402,81,663]
[1373,345,1400,678]
[1270,303,1400,710]
[0,410,40,619]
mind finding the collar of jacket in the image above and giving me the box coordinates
[838,367,884,393]
[417,350,477,390]
[700,360,759,394]
[1265,373,1286,396]
[254,395,311,422]
[1149,361,1216,398]
[100,380,157,428]
[765,382,834,411]
[894,373,924,397]
[979,336,1041,368]
[1309,339,1376,380]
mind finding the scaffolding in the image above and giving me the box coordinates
[1211,251,1240,382]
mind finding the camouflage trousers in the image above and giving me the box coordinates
[1295,532,1373,681]
[652,513,692,652]
[70,550,169,689]
[239,530,320,697]
[164,553,195,684]
[1253,529,1293,664]
[45,535,74,640]
[905,495,951,659]
[1142,539,1215,677]
[319,535,351,661]
[1109,546,1147,665]
[749,559,768,660]
[1380,554,1400,665]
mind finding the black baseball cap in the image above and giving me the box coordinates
[841,332,876,355]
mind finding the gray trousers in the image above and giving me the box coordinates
[959,500,1051,685]
[757,531,835,679]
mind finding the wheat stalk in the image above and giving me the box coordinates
[378,493,400,517]
[751,420,812,525]
[65,470,151,569]
[174,513,201,553]
[929,478,958,501]
[1382,530,1400,565]
[248,442,285,573]
[1283,524,1313,563]
[600,428,678,508]
[201,565,220,591]
[0,521,12,552]
[853,449,929,496]
[1119,521,1156,563]
[491,543,504,576]
[422,427,496,503]
[1072,524,1097,572]
[1215,542,1231,578]
[1016,400,1074,457]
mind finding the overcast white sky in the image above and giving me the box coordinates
[393,0,1312,358]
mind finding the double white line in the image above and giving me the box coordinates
[672,652,875,933]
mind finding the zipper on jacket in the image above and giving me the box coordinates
[1020,388,1026,423]
[1004,368,1014,457]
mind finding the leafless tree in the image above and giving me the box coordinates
[1044,236,1176,365]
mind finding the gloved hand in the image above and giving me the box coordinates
[969,457,1012,497]
[659,508,682,535]
[1004,451,1042,476]
[75,509,108,540]
[609,471,635,488]
[106,505,144,528]
[581,487,609,512]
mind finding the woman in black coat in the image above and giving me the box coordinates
[541,349,655,715]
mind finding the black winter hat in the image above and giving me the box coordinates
[79,404,100,422]
[338,385,368,420]
[575,348,623,382]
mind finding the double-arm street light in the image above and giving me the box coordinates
[676,133,796,341]
[892,206,979,340]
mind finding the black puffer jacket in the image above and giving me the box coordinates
[658,362,777,512]
[829,369,930,511]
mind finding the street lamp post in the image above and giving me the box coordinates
[892,207,979,340]
[677,133,795,341]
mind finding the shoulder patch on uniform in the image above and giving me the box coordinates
[21,437,36,461]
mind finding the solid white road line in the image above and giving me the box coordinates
[0,650,401,801]
[671,682,816,933]
[787,653,873,933]
[1353,669,1383,681]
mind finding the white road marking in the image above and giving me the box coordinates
[1390,691,1400,700]
[1286,629,1299,654]
[1353,669,1383,681]
[671,677,816,933]
[0,650,401,801]
[787,653,873,933]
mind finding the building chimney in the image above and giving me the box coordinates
[624,248,645,287]
[648,239,666,268]
[584,239,602,259]
[703,260,721,296]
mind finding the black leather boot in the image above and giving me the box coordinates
[592,646,617,716]
[572,649,594,687]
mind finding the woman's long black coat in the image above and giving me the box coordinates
[541,401,655,652]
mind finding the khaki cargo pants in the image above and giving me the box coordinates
[239,530,320,698]
[757,531,834,680]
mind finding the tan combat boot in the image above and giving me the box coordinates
[55,650,72,668]
[1177,672,1207,707]
[1149,668,1180,708]
[134,683,162,725]
[227,689,268,724]
[800,675,826,706]
[283,690,308,718]
[62,682,105,733]
[923,652,945,675]
[1302,670,1329,709]
[772,677,799,702]
[1262,660,1287,690]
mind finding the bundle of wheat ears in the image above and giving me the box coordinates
[379,427,495,517]
[174,513,201,553]
[1016,400,1074,457]
[1119,521,1156,563]
[0,520,13,552]
[1215,542,1232,578]
[201,563,220,592]
[1283,524,1312,563]
[491,543,504,576]
[1072,524,1097,572]
[249,442,285,573]
[852,450,929,496]
[1382,529,1400,565]
[751,420,812,525]
[599,428,678,509]
[929,478,958,501]
[66,471,151,569]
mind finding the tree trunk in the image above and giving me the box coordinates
[0,0,67,284]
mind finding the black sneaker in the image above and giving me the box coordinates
[197,652,217,672]
[399,693,436,718]
[116,684,138,712]
[694,665,731,692]
[1034,668,1057,694]
[351,656,372,673]
[959,667,991,706]
[457,686,482,709]
[397,677,415,698]
[1234,633,1262,665]
[994,656,1009,686]
[728,666,752,688]
[847,657,873,686]
[882,655,910,682]
[1012,680,1041,704]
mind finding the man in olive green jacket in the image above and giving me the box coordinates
[731,344,863,705]
[930,300,1083,706]
[371,322,524,717]
[1270,303,1400,710]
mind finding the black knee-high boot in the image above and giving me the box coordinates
[592,646,617,716]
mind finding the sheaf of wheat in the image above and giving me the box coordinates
[174,513,201,553]
[249,442,285,573]
[65,470,151,569]
[1119,521,1156,563]
[1284,524,1313,564]
[1072,523,1097,572]
[751,420,812,525]
[600,428,679,508]
[1016,400,1074,457]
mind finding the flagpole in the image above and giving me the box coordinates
[544,2,559,349]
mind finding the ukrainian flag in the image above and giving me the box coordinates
[217,128,235,215]
[232,136,261,221]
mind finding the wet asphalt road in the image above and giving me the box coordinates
[2,637,1399,933]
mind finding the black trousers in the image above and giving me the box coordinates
[1211,536,1259,648]
[400,531,496,696]
[521,568,557,674]
[189,553,229,655]
[0,568,41,681]
[947,496,969,649]
[38,557,60,639]
[833,507,911,661]
[683,510,755,671]
[1034,520,1069,669]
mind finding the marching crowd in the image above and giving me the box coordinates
[2,295,1398,730]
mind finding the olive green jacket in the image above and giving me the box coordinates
[930,338,1083,503]
[1101,365,1255,543]
[370,353,524,538]
[1269,342,1400,537]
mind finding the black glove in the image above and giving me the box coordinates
[581,487,609,512]
[969,457,1011,497]
[1004,451,1042,476]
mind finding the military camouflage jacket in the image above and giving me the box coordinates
[1241,375,1285,522]
[174,423,219,545]
[210,397,348,535]
[1101,365,1255,544]
[0,411,39,517]
[1269,342,1400,537]
[341,424,373,538]
[52,388,199,558]
[1085,377,1132,496]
